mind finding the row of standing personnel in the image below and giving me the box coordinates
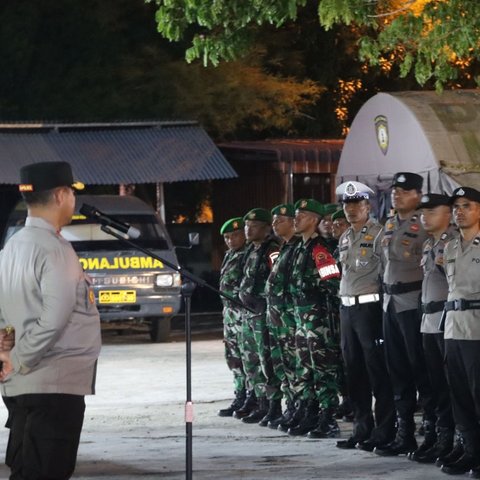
[219,171,480,477]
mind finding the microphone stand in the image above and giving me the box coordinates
[99,225,253,480]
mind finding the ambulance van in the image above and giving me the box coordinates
[2,195,182,342]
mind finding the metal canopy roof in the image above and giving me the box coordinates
[0,121,237,184]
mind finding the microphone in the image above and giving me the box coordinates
[79,204,141,239]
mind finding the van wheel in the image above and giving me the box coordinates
[149,317,171,343]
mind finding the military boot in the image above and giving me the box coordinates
[308,409,341,439]
[269,400,295,430]
[278,399,306,433]
[409,419,437,461]
[259,398,283,427]
[441,430,480,475]
[412,427,454,464]
[233,390,257,419]
[218,389,247,417]
[436,430,464,467]
[242,396,269,424]
[288,400,319,436]
[374,419,417,456]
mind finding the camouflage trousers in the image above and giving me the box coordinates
[292,301,341,409]
[240,311,276,400]
[267,302,297,403]
[223,306,247,393]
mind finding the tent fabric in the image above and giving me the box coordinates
[0,122,236,184]
[337,90,480,196]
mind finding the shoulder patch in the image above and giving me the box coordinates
[312,244,340,280]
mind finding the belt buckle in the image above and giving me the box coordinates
[454,299,466,311]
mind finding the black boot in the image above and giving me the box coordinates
[233,390,257,419]
[278,399,306,433]
[436,431,464,467]
[375,419,417,456]
[409,420,437,461]
[218,389,247,417]
[441,430,480,475]
[308,409,341,439]
[288,400,319,436]
[259,399,282,427]
[268,400,295,430]
[412,427,454,464]
[242,396,269,424]
[335,397,354,422]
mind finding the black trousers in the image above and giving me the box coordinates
[3,394,85,480]
[383,303,435,422]
[423,333,454,429]
[445,339,480,436]
[340,302,396,442]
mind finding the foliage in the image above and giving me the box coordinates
[151,0,480,89]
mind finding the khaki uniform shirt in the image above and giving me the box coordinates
[381,212,428,313]
[420,227,457,334]
[444,233,480,340]
[338,219,383,296]
[0,217,101,397]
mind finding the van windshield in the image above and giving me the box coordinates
[5,214,170,252]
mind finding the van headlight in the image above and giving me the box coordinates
[155,273,181,287]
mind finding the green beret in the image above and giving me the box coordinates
[243,208,272,224]
[331,209,346,221]
[220,217,245,235]
[271,204,295,218]
[294,198,324,216]
[323,203,339,216]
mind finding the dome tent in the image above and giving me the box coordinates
[336,90,480,216]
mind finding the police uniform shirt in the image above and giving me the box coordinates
[444,233,480,340]
[0,216,101,397]
[420,227,457,334]
[338,219,383,296]
[381,212,428,313]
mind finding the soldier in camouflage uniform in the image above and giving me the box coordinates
[234,208,280,424]
[262,204,300,429]
[280,199,341,438]
[217,217,248,417]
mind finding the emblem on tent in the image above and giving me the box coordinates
[374,115,389,155]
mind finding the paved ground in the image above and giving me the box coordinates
[0,328,448,479]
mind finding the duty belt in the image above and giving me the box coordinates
[444,299,480,312]
[383,281,423,295]
[340,293,380,307]
[421,301,445,314]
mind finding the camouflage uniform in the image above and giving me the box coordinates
[238,236,280,400]
[220,245,247,393]
[265,235,301,402]
[289,234,341,408]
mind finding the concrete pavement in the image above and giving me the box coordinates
[0,331,448,479]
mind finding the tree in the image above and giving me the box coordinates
[150,0,480,89]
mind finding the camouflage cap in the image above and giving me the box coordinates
[322,203,339,216]
[271,203,295,218]
[243,208,272,224]
[220,217,245,235]
[331,209,346,221]
[294,198,324,216]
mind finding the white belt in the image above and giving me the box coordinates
[341,293,380,307]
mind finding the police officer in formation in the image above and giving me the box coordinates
[218,217,248,417]
[218,176,480,476]
[410,194,456,464]
[335,181,396,451]
[441,187,480,476]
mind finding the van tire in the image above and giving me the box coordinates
[149,317,171,343]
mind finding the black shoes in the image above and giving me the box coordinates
[374,420,417,457]
[258,399,282,427]
[233,390,257,419]
[278,400,306,433]
[336,437,360,449]
[218,389,246,417]
[307,410,341,439]
[411,427,454,464]
[268,401,295,430]
[288,400,319,436]
[242,397,269,424]
[441,453,480,475]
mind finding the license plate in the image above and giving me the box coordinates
[98,290,136,304]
